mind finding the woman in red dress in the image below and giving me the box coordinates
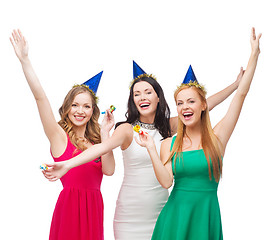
[10,29,115,240]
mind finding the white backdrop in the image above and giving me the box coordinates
[1,0,274,239]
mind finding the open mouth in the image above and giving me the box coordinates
[74,116,85,121]
[183,112,193,120]
[139,103,150,109]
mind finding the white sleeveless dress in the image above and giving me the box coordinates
[113,122,169,240]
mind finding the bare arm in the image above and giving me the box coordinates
[135,133,173,189]
[207,68,243,111]
[10,29,66,156]
[44,123,133,181]
[214,28,261,153]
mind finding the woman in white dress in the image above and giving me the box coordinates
[44,64,242,239]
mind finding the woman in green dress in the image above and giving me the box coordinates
[135,28,261,240]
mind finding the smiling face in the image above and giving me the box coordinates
[176,87,206,128]
[133,81,159,122]
[68,92,94,128]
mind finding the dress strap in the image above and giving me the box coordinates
[170,135,177,151]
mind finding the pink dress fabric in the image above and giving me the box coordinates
[49,135,103,240]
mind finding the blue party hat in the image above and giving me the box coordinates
[182,65,197,84]
[133,61,146,79]
[82,71,103,94]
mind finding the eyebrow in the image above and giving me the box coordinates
[72,101,92,105]
[134,88,152,93]
[177,98,195,102]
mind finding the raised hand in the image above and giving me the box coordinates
[250,27,262,54]
[101,109,115,133]
[10,29,29,62]
[234,67,245,86]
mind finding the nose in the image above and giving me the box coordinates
[140,93,146,100]
[180,102,189,111]
[76,106,84,113]
[183,102,189,109]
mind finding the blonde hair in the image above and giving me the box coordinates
[58,86,101,151]
[166,85,222,182]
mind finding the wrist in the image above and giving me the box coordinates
[100,131,109,140]
[20,56,31,65]
[251,49,260,57]
[66,160,74,171]
[147,143,156,152]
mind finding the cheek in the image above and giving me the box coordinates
[176,105,182,115]
[68,107,74,116]
[87,108,93,117]
[133,96,140,107]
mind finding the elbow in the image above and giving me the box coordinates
[104,170,115,176]
[102,167,115,176]
[161,180,173,189]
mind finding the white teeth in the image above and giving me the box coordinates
[183,112,193,116]
[75,116,85,120]
[140,103,150,107]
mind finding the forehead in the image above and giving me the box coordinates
[73,92,93,103]
[176,88,200,100]
[133,81,154,92]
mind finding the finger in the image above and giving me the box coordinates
[49,177,58,182]
[257,33,262,41]
[106,109,111,118]
[251,27,256,40]
[23,36,27,45]
[18,29,23,39]
[9,37,15,48]
[134,136,142,145]
[142,131,149,136]
[239,67,244,75]
[46,174,58,180]
[12,31,17,42]
[43,171,54,177]
[13,29,21,41]
[45,162,55,168]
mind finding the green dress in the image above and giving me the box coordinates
[151,136,223,240]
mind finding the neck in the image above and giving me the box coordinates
[72,125,87,138]
[184,123,202,149]
[139,114,155,124]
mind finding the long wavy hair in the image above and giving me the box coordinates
[116,75,171,139]
[167,85,222,182]
[58,86,101,151]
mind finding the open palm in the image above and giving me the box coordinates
[10,29,29,61]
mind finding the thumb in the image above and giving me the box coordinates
[44,162,55,168]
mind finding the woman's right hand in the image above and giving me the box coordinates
[250,27,261,54]
[42,161,70,182]
[10,29,29,62]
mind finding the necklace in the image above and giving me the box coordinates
[133,120,156,130]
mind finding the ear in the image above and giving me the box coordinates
[202,102,207,111]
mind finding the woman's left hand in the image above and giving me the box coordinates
[135,132,155,149]
[101,109,115,133]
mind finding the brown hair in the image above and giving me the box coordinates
[58,86,101,151]
[166,85,222,182]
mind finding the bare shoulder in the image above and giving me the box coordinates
[115,123,134,150]
[115,122,133,135]
[169,117,178,135]
[161,137,173,150]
